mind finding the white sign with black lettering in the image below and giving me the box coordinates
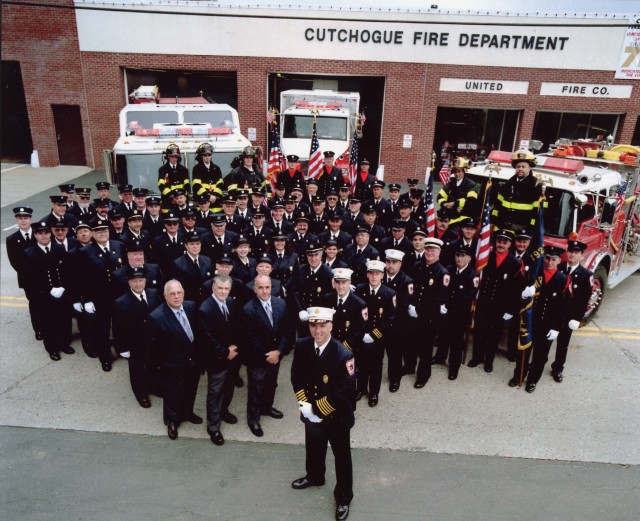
[440,78,529,95]
[403,135,413,148]
[540,83,633,98]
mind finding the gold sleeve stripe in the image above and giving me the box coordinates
[295,389,307,402]
[317,397,335,416]
[343,341,352,351]
[372,328,382,339]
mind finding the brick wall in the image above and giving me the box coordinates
[3,2,638,181]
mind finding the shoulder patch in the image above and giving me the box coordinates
[346,358,355,376]
[443,274,450,287]
[361,307,369,321]
[408,283,414,295]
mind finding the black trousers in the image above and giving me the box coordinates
[206,358,240,433]
[551,326,572,374]
[401,317,420,372]
[416,315,439,383]
[440,309,472,376]
[162,363,200,426]
[304,420,353,505]
[24,286,42,336]
[246,362,280,425]
[527,335,555,385]
[357,341,384,396]
[386,323,406,384]
[31,293,72,354]
[91,300,113,364]
[128,345,153,401]
[472,308,503,365]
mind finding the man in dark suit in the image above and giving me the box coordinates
[6,206,39,338]
[341,227,380,286]
[149,211,184,274]
[242,274,294,437]
[200,214,238,262]
[291,306,356,521]
[197,274,241,446]
[74,218,126,371]
[23,221,74,361]
[114,184,136,215]
[113,266,161,408]
[355,260,396,407]
[142,196,164,240]
[551,240,593,383]
[245,209,273,260]
[92,182,118,211]
[317,214,352,250]
[379,221,412,259]
[316,151,345,199]
[367,179,392,230]
[70,187,95,220]
[119,210,151,254]
[288,215,318,262]
[148,280,202,440]
[170,232,214,303]
[42,195,78,232]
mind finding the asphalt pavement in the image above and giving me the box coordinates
[1,162,639,520]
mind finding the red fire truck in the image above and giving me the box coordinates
[467,146,640,321]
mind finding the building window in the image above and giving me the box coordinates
[533,112,620,152]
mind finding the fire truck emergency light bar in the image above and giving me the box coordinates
[134,127,233,137]
[487,151,584,174]
[293,101,343,109]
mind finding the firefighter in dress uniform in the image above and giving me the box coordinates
[290,306,356,521]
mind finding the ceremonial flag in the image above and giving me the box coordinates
[439,160,451,185]
[267,125,285,192]
[474,178,493,272]
[423,168,436,236]
[348,136,359,193]
[517,193,546,351]
[307,119,323,180]
[615,177,629,213]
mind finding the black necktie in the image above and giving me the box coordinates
[218,237,223,246]
[140,294,147,306]
[25,233,30,241]
[193,258,199,268]
[357,249,362,255]
[103,247,109,255]
[278,254,283,260]
[370,289,375,297]
[44,246,50,254]
[172,237,176,245]
[337,298,343,311]
[276,223,281,233]
[316,347,320,356]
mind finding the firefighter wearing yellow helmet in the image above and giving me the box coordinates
[491,149,543,233]
[192,142,224,210]
[436,157,480,225]
[157,144,190,209]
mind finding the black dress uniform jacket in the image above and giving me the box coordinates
[321,291,367,353]
[286,263,334,312]
[341,243,380,286]
[171,253,214,303]
[112,263,164,299]
[6,228,36,289]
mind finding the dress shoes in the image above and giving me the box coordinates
[508,377,519,387]
[448,373,458,381]
[137,397,152,409]
[525,383,536,393]
[249,423,264,437]
[389,382,400,393]
[167,423,178,440]
[484,363,493,373]
[84,348,98,358]
[101,361,112,372]
[552,371,563,383]
[49,352,61,361]
[234,374,244,388]
[414,379,428,389]
[335,504,350,521]
[222,411,238,424]
[209,431,225,446]
[368,394,378,407]
[186,413,203,424]
[61,346,75,355]
[291,476,325,489]
[262,407,284,419]
[355,390,365,402]
[467,359,481,368]
[35,331,43,341]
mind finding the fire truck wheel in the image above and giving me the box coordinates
[583,266,607,323]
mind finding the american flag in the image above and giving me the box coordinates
[348,136,359,193]
[615,177,629,213]
[439,160,451,185]
[423,168,436,236]
[474,178,493,272]
[307,119,323,179]
[267,125,285,193]
[266,109,275,125]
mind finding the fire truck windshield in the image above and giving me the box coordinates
[126,111,179,131]
[283,115,347,141]
[183,110,235,129]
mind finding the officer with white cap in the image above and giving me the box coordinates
[291,306,356,521]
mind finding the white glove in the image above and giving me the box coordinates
[440,304,448,315]
[522,285,536,299]
[299,401,322,423]
[568,320,580,331]
[73,303,83,313]
[50,287,65,298]
[503,313,513,321]
[84,302,96,314]
[120,351,131,359]
[407,305,418,318]
[349,284,356,292]
[363,333,374,344]
[298,310,309,322]
[546,329,559,341]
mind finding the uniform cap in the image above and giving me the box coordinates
[95,182,110,190]
[75,220,91,231]
[183,231,201,243]
[286,154,299,163]
[388,183,401,192]
[366,259,386,272]
[13,206,33,216]
[424,237,444,249]
[544,245,565,258]
[132,188,149,197]
[181,207,197,218]
[172,188,187,197]
[251,187,266,196]
[146,196,162,205]
[372,179,385,189]
[332,268,353,280]
[567,240,587,252]
[59,184,75,193]
[495,229,515,242]
[49,195,67,205]
[209,214,226,226]
[108,210,125,220]
[127,209,144,220]
[126,265,146,279]
[323,151,335,158]
[163,211,180,222]
[272,233,288,241]
[94,198,110,207]
[460,218,477,228]
[76,188,91,197]
[33,221,51,232]
[409,188,424,199]
[355,226,370,235]
[307,306,335,322]
[235,189,250,198]
[306,242,323,254]
[125,239,144,252]
[360,158,370,165]
[407,178,419,185]
[515,229,533,240]
[306,178,319,186]
[391,220,407,230]
[295,213,310,223]
[90,218,110,230]
[348,197,361,204]
[412,229,427,239]
[384,249,405,261]
[217,253,234,265]
[257,253,273,265]
[51,220,67,229]
[398,200,413,209]
[118,184,134,193]
[235,234,250,246]
[362,203,377,214]
[455,243,473,256]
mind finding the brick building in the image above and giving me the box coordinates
[2,1,639,183]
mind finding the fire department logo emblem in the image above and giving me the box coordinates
[345,359,355,376]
